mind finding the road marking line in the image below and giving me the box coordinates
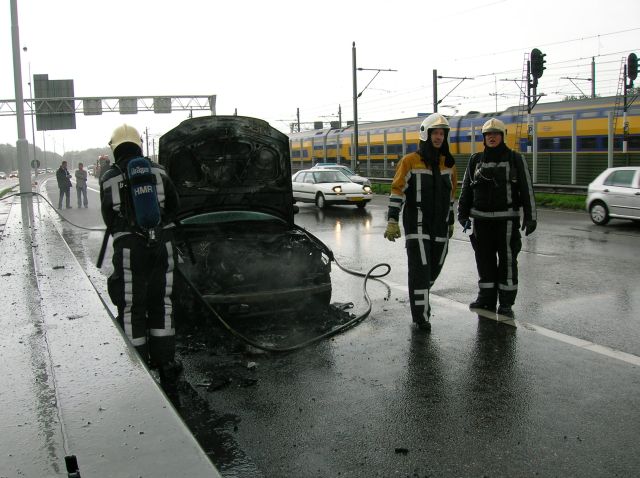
[382,279,640,367]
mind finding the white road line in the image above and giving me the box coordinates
[383,279,640,367]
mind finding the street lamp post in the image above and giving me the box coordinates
[351,42,397,171]
[10,0,31,195]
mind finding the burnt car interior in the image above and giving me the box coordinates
[158,116,332,319]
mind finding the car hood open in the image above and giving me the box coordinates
[158,116,295,223]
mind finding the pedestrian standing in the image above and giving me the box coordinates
[75,162,88,208]
[384,113,458,332]
[99,124,182,389]
[457,118,537,319]
[56,160,72,209]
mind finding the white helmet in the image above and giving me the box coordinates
[481,118,507,136]
[109,124,142,152]
[419,113,450,141]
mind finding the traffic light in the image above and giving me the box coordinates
[531,48,546,79]
[628,53,638,81]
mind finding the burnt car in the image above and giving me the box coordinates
[159,116,332,318]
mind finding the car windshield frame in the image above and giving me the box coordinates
[311,170,351,183]
[179,210,287,226]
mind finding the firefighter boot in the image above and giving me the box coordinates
[469,299,496,313]
[497,305,514,319]
[159,359,184,392]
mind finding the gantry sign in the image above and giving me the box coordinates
[0,75,217,129]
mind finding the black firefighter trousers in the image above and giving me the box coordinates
[108,234,176,368]
[406,235,449,322]
[469,219,522,308]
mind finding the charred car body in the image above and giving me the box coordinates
[159,116,332,318]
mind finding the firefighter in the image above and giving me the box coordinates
[384,113,458,331]
[457,118,537,318]
[99,124,182,388]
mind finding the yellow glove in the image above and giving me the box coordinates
[448,224,454,238]
[384,220,401,242]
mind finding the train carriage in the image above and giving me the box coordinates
[289,96,640,171]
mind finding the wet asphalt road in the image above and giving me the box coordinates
[39,178,640,477]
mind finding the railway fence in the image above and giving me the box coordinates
[292,152,640,193]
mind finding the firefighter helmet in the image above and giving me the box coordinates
[419,113,450,141]
[481,118,507,136]
[109,124,142,152]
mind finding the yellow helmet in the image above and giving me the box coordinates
[109,124,142,152]
[419,113,450,141]
[481,118,507,136]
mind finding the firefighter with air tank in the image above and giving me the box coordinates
[457,118,537,319]
[99,124,182,390]
[384,113,458,332]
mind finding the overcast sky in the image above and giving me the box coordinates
[1,0,639,153]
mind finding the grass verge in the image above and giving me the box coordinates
[371,183,586,211]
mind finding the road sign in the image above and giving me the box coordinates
[31,159,40,169]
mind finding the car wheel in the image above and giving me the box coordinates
[589,201,610,225]
[316,193,327,209]
[356,202,366,209]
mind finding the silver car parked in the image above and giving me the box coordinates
[587,166,640,225]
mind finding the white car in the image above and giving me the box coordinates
[310,163,371,187]
[0,171,6,180]
[587,166,640,225]
[292,169,373,209]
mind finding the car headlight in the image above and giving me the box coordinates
[363,185,372,193]
[332,186,342,193]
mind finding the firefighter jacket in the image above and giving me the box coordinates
[387,152,457,239]
[458,146,536,222]
[100,157,179,242]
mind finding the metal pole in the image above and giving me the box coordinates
[571,114,577,184]
[352,42,358,170]
[10,0,31,195]
[623,64,628,153]
[591,57,596,98]
[607,111,614,168]
[296,107,300,132]
[383,130,388,177]
[532,116,538,183]
[433,69,438,112]
[470,124,476,154]
[366,131,371,177]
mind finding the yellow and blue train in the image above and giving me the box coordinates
[289,96,640,164]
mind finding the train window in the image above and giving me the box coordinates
[407,143,418,152]
[604,170,635,187]
[558,138,572,150]
[579,137,597,149]
[602,137,624,150]
[538,138,554,150]
[580,111,598,118]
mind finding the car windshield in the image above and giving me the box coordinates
[180,210,286,225]
[313,170,350,183]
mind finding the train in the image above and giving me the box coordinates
[288,96,640,166]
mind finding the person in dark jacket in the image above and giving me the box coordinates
[75,162,88,208]
[384,113,458,332]
[457,118,537,319]
[99,124,182,388]
[55,161,72,209]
